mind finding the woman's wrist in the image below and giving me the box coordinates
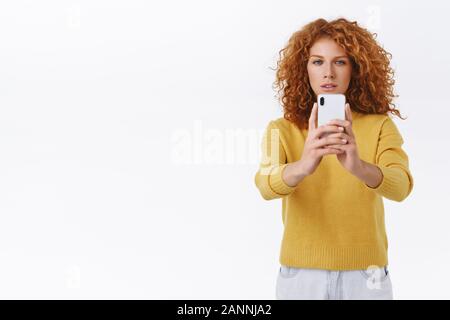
[282,161,309,187]
[354,160,383,188]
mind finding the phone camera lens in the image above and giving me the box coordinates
[320,97,324,106]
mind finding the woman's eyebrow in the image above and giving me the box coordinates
[309,55,349,59]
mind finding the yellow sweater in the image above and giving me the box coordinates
[254,110,414,270]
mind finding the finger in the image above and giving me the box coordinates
[326,119,350,127]
[344,104,355,137]
[309,103,318,130]
[313,125,344,140]
[325,144,348,151]
[314,137,348,149]
[346,103,353,123]
[317,147,344,157]
[325,132,351,140]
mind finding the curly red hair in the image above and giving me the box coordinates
[272,17,406,130]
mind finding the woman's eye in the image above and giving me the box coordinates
[312,60,346,65]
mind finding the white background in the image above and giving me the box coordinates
[0,0,448,299]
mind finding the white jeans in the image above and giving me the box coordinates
[276,265,393,300]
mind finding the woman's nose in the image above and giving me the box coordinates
[324,70,335,79]
[324,64,335,79]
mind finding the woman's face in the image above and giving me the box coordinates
[306,37,352,96]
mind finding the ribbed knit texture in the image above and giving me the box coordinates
[254,111,414,270]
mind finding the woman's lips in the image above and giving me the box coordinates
[320,84,337,91]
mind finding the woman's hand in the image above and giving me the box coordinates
[297,102,348,176]
[325,103,363,175]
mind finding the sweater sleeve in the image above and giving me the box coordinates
[364,116,414,202]
[254,121,297,200]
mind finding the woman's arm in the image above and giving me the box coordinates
[354,160,383,188]
[254,121,299,200]
[356,117,414,202]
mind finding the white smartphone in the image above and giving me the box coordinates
[317,93,346,138]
